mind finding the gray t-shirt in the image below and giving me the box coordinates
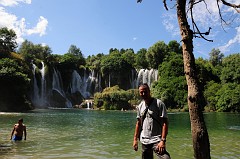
[136,98,168,145]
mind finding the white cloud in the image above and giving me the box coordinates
[0,0,31,7]
[41,43,47,47]
[0,1,48,44]
[219,26,240,52]
[27,16,48,36]
[0,7,26,43]
[0,7,17,28]
[133,37,137,41]
[162,13,179,36]
[162,0,239,54]
[192,0,221,28]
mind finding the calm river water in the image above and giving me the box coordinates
[0,109,239,159]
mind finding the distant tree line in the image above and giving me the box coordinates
[0,27,239,112]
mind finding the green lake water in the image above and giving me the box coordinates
[0,109,239,159]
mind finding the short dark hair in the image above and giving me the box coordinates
[18,118,23,122]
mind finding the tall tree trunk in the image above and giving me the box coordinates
[176,1,211,159]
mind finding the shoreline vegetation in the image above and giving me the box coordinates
[0,27,240,113]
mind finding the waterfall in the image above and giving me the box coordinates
[31,61,48,107]
[70,70,82,94]
[87,69,97,93]
[32,63,40,106]
[52,68,72,108]
[70,70,91,98]
[92,71,102,92]
[148,69,158,87]
[39,61,46,106]
[52,68,64,95]
[130,69,137,89]
[30,63,158,108]
[136,69,158,88]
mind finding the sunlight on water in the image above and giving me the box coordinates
[0,110,239,159]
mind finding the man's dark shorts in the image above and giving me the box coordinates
[13,135,22,141]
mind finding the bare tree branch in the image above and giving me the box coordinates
[220,0,240,13]
[137,0,169,10]
[163,0,168,10]
[216,0,229,31]
[136,0,239,41]
[190,0,213,42]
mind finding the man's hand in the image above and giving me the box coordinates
[156,140,166,154]
[133,139,138,151]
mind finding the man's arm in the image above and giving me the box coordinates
[133,119,141,151]
[161,118,169,140]
[10,126,15,140]
[156,117,169,154]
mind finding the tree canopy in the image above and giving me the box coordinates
[0,27,17,58]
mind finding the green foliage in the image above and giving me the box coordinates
[167,40,182,55]
[152,53,187,109]
[101,53,129,75]
[0,58,29,81]
[93,85,133,110]
[86,53,104,71]
[204,81,222,111]
[121,48,136,67]
[195,58,220,90]
[209,48,224,67]
[203,54,240,112]
[146,41,168,69]
[18,40,52,63]
[1,27,239,112]
[220,54,240,84]
[66,45,86,65]
[0,58,32,111]
[215,83,240,112]
[100,50,133,89]
[0,27,17,58]
[135,48,149,69]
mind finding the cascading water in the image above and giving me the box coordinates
[87,69,100,93]
[52,68,72,108]
[52,68,64,95]
[147,69,158,87]
[39,61,47,107]
[70,70,91,99]
[31,63,158,108]
[130,69,137,89]
[32,63,40,106]
[31,61,48,108]
[136,69,158,88]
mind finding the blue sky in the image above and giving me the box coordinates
[0,0,239,59]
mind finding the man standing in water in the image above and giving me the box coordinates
[133,83,170,159]
[10,118,27,141]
